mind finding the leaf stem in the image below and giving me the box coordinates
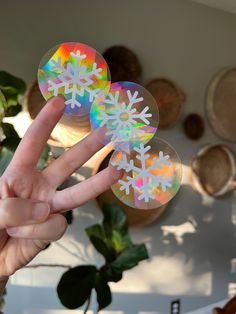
[84,293,92,314]
[24,264,71,269]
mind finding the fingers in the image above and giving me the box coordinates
[52,165,123,211]
[0,198,50,230]
[10,96,65,168]
[7,214,67,241]
[42,127,105,187]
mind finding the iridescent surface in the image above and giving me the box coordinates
[38,42,111,116]
[90,82,159,151]
[110,136,182,209]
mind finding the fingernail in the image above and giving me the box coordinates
[7,227,18,235]
[114,169,123,180]
[32,202,49,221]
[55,95,65,108]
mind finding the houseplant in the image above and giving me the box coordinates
[57,203,149,313]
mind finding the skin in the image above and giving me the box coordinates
[0,96,122,291]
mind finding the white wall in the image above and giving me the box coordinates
[1,0,236,116]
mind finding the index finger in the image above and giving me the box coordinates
[10,96,65,168]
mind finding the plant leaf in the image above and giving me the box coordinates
[101,265,123,283]
[0,86,18,95]
[0,146,14,176]
[110,230,132,253]
[37,144,50,170]
[1,122,20,151]
[0,71,26,95]
[63,210,73,225]
[57,265,97,309]
[102,203,128,237]
[95,274,112,311]
[110,244,149,272]
[4,103,22,117]
[86,224,115,263]
[0,90,7,113]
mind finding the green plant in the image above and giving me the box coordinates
[0,71,51,174]
[57,204,149,313]
[0,287,6,311]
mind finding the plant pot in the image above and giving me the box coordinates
[92,147,167,227]
[24,80,91,148]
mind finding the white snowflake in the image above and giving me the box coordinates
[116,143,173,202]
[98,89,152,142]
[47,50,102,109]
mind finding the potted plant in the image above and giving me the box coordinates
[57,203,149,313]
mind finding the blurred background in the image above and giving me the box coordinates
[0,0,236,313]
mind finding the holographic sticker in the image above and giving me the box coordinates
[38,42,111,116]
[110,136,182,209]
[90,82,159,150]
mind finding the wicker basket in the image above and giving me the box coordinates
[183,113,205,140]
[24,80,91,148]
[146,78,185,129]
[206,68,236,142]
[103,46,142,83]
[190,144,236,197]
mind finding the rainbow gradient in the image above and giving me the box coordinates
[38,42,111,117]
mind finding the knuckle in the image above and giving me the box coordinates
[0,199,13,225]
[53,215,67,241]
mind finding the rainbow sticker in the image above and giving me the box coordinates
[90,82,159,151]
[110,136,182,209]
[38,42,111,116]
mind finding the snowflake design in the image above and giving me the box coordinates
[98,90,152,142]
[116,144,173,202]
[48,50,102,109]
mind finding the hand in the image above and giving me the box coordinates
[0,96,122,278]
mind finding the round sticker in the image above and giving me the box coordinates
[38,42,111,116]
[110,136,182,209]
[90,81,159,151]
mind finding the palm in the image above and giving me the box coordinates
[0,97,121,277]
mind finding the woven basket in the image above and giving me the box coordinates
[206,68,236,142]
[183,113,205,140]
[24,80,91,148]
[190,144,236,197]
[146,78,185,129]
[103,46,142,83]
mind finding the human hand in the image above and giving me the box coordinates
[0,96,122,279]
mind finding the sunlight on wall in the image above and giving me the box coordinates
[4,111,32,137]
[111,254,212,296]
[161,217,197,245]
[231,203,236,225]
[231,258,236,274]
[228,283,236,299]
